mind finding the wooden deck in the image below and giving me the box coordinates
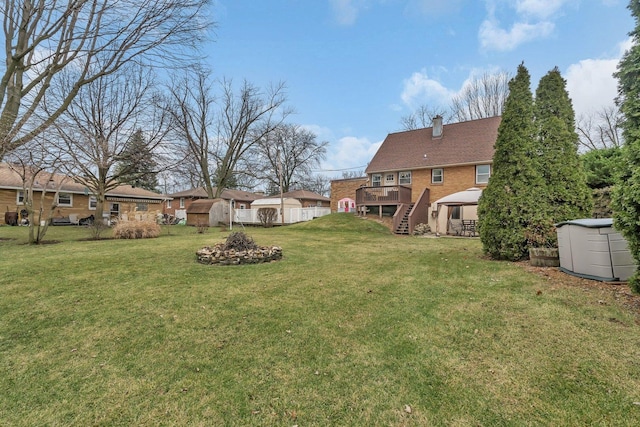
[355,185,412,206]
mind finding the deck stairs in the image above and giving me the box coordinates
[394,203,414,235]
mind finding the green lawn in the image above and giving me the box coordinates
[1,215,639,426]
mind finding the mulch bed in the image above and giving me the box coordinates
[518,261,640,320]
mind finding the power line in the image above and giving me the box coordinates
[311,164,367,172]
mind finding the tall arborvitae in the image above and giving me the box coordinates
[535,67,592,229]
[478,63,544,260]
[612,0,640,292]
[115,129,158,191]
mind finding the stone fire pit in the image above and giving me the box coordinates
[196,231,282,265]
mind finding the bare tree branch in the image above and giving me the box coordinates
[0,0,213,161]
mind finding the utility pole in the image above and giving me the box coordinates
[277,147,284,225]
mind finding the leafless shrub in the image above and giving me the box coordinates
[257,207,277,228]
[113,221,161,239]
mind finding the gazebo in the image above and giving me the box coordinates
[431,188,483,236]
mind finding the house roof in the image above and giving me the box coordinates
[168,186,260,203]
[366,116,501,174]
[186,198,223,214]
[0,162,166,201]
[251,197,302,207]
[433,187,483,206]
[282,189,330,202]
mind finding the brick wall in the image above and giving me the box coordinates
[411,165,487,205]
[330,177,368,212]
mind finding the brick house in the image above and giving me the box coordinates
[353,116,500,234]
[0,162,167,225]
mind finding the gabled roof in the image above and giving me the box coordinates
[168,186,260,203]
[282,189,330,202]
[0,162,166,201]
[366,116,501,174]
[186,198,223,214]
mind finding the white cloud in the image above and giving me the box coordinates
[565,58,618,118]
[478,0,572,51]
[479,18,554,51]
[401,70,455,108]
[324,135,382,173]
[564,38,630,117]
[515,0,570,19]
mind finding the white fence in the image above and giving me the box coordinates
[233,207,331,225]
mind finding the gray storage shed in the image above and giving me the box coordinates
[556,218,637,282]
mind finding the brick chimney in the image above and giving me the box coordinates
[432,115,443,138]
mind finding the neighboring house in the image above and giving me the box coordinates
[354,116,500,235]
[164,187,261,220]
[0,162,167,225]
[281,190,330,208]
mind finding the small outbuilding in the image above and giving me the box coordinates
[186,198,230,227]
[250,197,302,223]
[556,218,637,282]
[337,197,356,213]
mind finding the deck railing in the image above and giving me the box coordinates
[407,187,430,234]
[355,185,412,206]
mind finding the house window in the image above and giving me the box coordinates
[89,196,97,210]
[432,168,443,184]
[317,200,323,206]
[16,190,25,205]
[476,164,491,184]
[385,174,395,184]
[372,174,382,187]
[166,200,172,209]
[239,204,246,209]
[399,171,411,185]
[57,193,72,207]
[110,203,120,217]
[136,203,148,211]
[179,197,185,208]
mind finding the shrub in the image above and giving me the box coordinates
[257,207,277,228]
[113,221,161,239]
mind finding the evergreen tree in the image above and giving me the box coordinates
[115,129,158,191]
[478,63,545,260]
[534,67,592,229]
[612,0,640,291]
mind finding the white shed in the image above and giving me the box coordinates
[556,218,637,282]
[250,197,302,223]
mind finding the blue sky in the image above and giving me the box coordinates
[208,0,633,176]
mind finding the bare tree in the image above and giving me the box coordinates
[399,105,449,131]
[5,140,69,243]
[164,70,291,198]
[576,105,624,151]
[51,64,169,223]
[163,69,216,196]
[304,174,331,197]
[450,71,511,122]
[248,123,328,193]
[0,0,212,161]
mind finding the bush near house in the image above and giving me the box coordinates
[113,220,161,239]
